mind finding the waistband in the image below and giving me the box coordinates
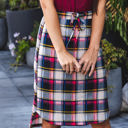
[57,10,92,19]
[40,10,92,48]
[56,11,92,48]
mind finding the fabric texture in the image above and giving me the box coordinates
[54,0,93,12]
[29,11,110,128]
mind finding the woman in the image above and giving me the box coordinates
[30,0,111,128]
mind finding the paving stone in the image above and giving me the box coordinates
[0,65,3,70]
[0,106,32,114]
[0,71,8,79]
[12,77,34,87]
[0,97,30,108]
[0,115,30,128]
[7,68,34,78]
[0,51,11,59]
[12,77,34,96]
[110,113,128,128]
[2,65,34,78]
[0,51,34,78]
[18,84,34,96]
[25,96,34,105]
[0,106,32,128]
[0,78,14,87]
[0,86,22,98]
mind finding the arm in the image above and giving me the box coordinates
[39,0,66,53]
[39,0,80,74]
[89,0,106,50]
[79,0,107,76]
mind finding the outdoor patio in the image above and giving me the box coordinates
[0,0,128,128]
[0,50,128,128]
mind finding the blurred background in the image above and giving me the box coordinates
[0,0,128,128]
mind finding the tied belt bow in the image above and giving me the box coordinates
[65,12,87,48]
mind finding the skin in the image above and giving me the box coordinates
[40,0,111,128]
[79,0,107,76]
[39,0,81,74]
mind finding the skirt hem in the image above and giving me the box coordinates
[30,110,110,127]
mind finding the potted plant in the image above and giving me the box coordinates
[0,0,7,49]
[9,21,39,71]
[101,38,127,117]
[6,0,43,45]
[25,21,40,67]
[103,1,128,116]
[103,0,128,46]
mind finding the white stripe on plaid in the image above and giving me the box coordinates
[36,90,108,101]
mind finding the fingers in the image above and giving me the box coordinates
[79,58,84,66]
[62,64,66,71]
[69,62,74,74]
[89,63,95,77]
[74,59,81,72]
[62,59,80,74]
[66,64,70,74]
[63,60,95,76]
[63,62,73,74]
[66,60,80,74]
[79,59,96,76]
[84,62,91,75]
[81,62,88,74]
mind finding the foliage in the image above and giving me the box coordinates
[9,21,40,71]
[0,11,6,18]
[15,39,30,64]
[105,0,128,45]
[9,0,39,11]
[30,21,40,45]
[101,38,127,71]
[0,0,6,18]
[15,21,39,63]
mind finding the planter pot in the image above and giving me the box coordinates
[0,18,8,49]
[107,67,122,117]
[6,8,43,44]
[26,47,35,68]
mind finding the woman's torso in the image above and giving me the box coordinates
[54,0,93,12]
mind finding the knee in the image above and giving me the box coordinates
[42,119,61,128]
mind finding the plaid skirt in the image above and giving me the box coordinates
[29,10,110,128]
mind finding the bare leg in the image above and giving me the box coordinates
[42,119,61,128]
[91,119,111,128]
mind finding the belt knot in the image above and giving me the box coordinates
[66,12,87,48]
[70,12,85,31]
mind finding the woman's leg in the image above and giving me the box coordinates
[91,119,111,128]
[42,119,61,128]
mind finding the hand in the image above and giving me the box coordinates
[56,50,81,74]
[79,47,99,77]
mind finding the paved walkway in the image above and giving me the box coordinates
[0,51,128,128]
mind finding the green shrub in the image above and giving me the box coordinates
[0,11,6,18]
[15,39,30,64]
[10,21,40,71]
[101,38,127,71]
[15,21,39,63]
[105,0,128,45]
[9,0,39,11]
[0,0,6,18]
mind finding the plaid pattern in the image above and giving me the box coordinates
[29,10,110,128]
